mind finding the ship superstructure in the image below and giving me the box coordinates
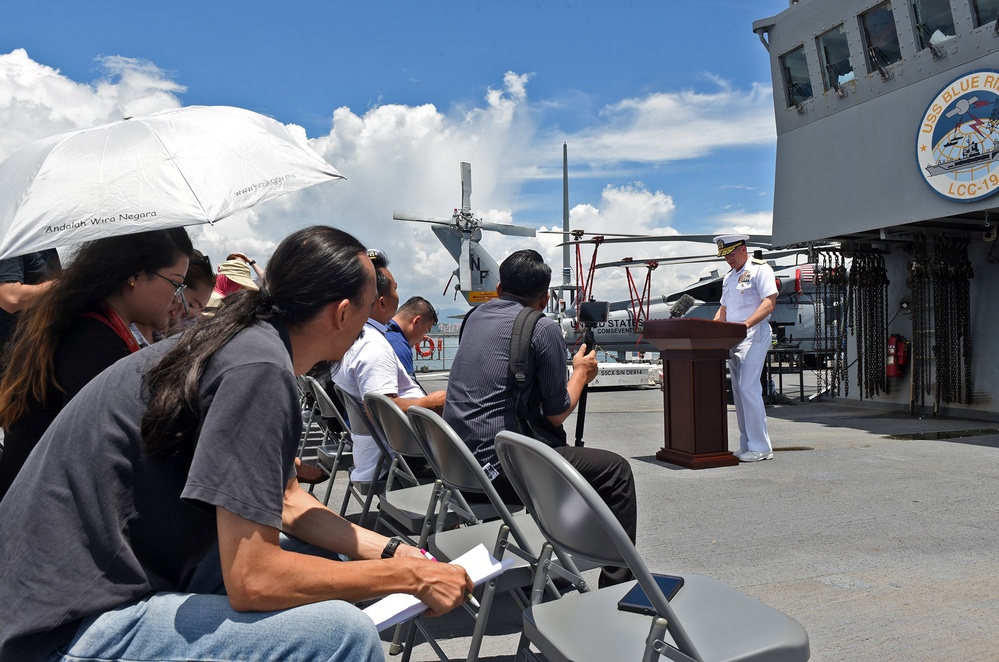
[754,0,999,415]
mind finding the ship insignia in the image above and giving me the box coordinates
[916,70,999,201]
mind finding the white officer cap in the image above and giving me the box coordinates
[713,234,750,257]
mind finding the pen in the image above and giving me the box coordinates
[419,548,437,562]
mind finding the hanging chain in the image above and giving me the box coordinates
[903,235,974,410]
[908,236,930,407]
[845,250,889,400]
[958,238,974,404]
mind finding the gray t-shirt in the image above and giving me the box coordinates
[0,321,300,660]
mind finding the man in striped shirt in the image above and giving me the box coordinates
[444,249,637,587]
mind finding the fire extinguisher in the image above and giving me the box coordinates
[886,334,909,378]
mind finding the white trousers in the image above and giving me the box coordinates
[728,323,772,454]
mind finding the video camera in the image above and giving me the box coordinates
[577,300,609,353]
[572,299,608,449]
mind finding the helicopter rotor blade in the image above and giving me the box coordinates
[593,244,838,269]
[460,162,472,213]
[479,222,537,237]
[595,255,721,269]
[459,233,472,289]
[538,230,649,238]
[558,233,773,247]
[393,210,454,225]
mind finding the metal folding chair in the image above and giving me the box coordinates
[407,406,590,662]
[363,392,451,545]
[494,431,811,662]
[301,376,353,505]
[296,375,320,458]
[332,383,387,528]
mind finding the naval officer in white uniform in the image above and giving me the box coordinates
[712,235,778,462]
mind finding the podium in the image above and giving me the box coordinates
[644,319,746,469]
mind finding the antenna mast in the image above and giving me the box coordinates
[562,143,572,304]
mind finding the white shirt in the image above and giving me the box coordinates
[720,259,778,328]
[332,319,425,481]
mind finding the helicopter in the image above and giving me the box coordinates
[393,161,837,363]
[392,162,536,305]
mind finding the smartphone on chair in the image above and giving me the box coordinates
[616,574,684,616]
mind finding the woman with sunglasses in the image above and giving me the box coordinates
[0,226,470,661]
[0,228,193,500]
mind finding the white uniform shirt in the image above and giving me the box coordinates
[720,259,778,328]
[333,319,425,481]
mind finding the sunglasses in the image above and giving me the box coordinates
[193,253,212,273]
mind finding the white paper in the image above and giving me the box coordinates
[362,543,516,631]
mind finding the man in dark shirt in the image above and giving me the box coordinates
[444,249,637,587]
[0,249,61,360]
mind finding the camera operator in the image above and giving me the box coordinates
[444,249,637,588]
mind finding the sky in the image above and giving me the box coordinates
[1,0,792,313]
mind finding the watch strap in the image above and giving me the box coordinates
[381,536,403,559]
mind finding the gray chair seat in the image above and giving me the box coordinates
[428,511,540,589]
[524,574,810,662]
[494,431,810,662]
[377,482,497,535]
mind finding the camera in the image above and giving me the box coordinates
[577,300,608,354]
[578,300,609,325]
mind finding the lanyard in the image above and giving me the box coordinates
[79,302,142,353]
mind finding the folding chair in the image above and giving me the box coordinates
[407,406,591,662]
[301,376,353,505]
[295,375,320,458]
[494,431,811,662]
[363,392,453,545]
[332,383,388,528]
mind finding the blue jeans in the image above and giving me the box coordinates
[52,536,382,662]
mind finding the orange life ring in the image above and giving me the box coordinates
[418,336,435,358]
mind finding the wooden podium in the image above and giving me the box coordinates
[644,318,746,469]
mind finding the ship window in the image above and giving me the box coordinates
[972,0,999,27]
[861,3,902,72]
[913,0,956,49]
[780,46,812,107]
[816,25,854,92]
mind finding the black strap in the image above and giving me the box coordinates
[457,305,476,342]
[509,307,544,390]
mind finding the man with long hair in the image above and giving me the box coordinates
[0,227,471,661]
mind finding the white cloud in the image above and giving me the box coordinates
[0,51,775,311]
[562,81,776,165]
[0,49,183,161]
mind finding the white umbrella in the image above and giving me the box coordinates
[0,105,343,259]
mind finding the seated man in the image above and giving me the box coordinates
[386,296,438,377]
[444,249,637,587]
[0,227,470,661]
[333,250,445,482]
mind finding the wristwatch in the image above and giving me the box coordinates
[381,536,403,559]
